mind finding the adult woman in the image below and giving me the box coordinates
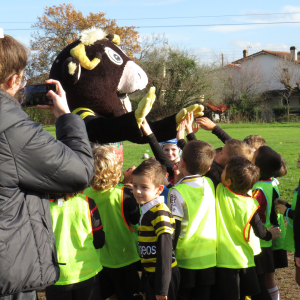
[0,34,94,299]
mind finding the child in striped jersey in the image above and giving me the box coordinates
[132,158,180,300]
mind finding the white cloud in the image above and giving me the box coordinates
[231,40,290,52]
[207,5,300,33]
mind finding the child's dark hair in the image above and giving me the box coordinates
[225,156,260,194]
[254,146,282,180]
[243,135,266,150]
[182,140,215,175]
[0,35,28,84]
[132,158,166,187]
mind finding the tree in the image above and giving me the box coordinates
[137,39,215,120]
[273,58,300,118]
[217,62,268,121]
[27,3,140,79]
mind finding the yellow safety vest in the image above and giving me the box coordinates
[170,176,217,269]
[216,183,259,268]
[49,194,102,285]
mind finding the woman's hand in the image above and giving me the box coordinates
[37,79,70,118]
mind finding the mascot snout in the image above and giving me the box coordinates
[117,61,148,94]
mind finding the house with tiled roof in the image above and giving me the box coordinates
[231,47,300,107]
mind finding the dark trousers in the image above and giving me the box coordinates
[144,267,180,300]
[46,280,101,300]
[176,267,215,300]
[98,261,142,300]
[0,291,37,300]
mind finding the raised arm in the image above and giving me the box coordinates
[141,119,174,175]
[17,80,94,194]
[196,117,232,143]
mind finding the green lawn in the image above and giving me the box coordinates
[44,122,300,202]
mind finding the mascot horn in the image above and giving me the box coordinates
[50,27,204,149]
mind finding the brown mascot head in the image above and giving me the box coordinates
[50,28,148,118]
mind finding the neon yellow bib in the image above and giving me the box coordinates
[171,176,216,269]
[49,194,102,285]
[252,180,285,249]
[284,188,298,252]
[84,186,140,268]
[216,184,259,268]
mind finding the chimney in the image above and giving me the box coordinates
[243,49,248,58]
[290,46,297,61]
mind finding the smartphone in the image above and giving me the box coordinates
[19,84,57,107]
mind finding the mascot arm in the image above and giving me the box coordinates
[79,111,178,145]
[84,111,142,144]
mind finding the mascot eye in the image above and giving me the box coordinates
[104,47,123,65]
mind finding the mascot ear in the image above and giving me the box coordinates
[62,57,81,85]
[106,33,120,46]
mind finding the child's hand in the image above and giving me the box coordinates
[192,123,199,134]
[176,120,186,141]
[122,166,136,184]
[141,119,153,136]
[156,296,167,300]
[275,198,287,206]
[267,226,282,240]
[196,117,216,131]
[275,204,287,215]
[140,292,146,297]
[296,257,300,268]
[185,112,194,134]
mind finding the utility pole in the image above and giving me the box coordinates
[221,53,224,67]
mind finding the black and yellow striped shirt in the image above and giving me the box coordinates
[138,197,177,272]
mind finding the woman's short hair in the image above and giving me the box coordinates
[91,145,122,191]
[0,35,28,84]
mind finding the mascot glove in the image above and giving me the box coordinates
[176,104,204,129]
[135,87,156,128]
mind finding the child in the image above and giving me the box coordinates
[243,134,267,150]
[275,154,300,253]
[214,156,280,300]
[132,159,180,300]
[252,146,285,300]
[46,193,105,300]
[207,138,254,188]
[84,146,142,300]
[168,140,216,300]
[160,139,182,184]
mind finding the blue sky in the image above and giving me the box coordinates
[2,0,300,63]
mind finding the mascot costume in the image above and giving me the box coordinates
[50,28,204,157]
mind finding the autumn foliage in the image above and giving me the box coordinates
[28,3,140,77]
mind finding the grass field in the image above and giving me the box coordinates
[44,122,300,202]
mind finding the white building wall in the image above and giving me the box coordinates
[239,53,300,92]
